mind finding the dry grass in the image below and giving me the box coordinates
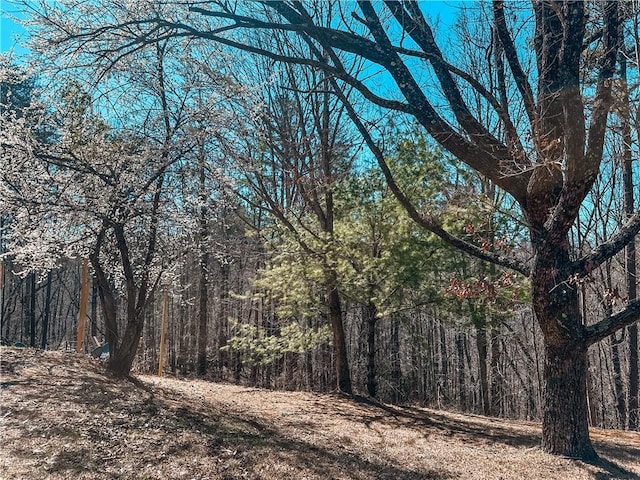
[1,347,639,480]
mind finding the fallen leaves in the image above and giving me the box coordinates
[1,347,638,479]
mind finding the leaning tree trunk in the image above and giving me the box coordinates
[326,270,352,394]
[533,241,597,460]
[365,300,378,398]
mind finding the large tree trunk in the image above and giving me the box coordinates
[542,342,594,459]
[533,242,597,459]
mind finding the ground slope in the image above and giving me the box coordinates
[0,347,639,479]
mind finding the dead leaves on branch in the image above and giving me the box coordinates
[445,271,528,304]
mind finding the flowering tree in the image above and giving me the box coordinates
[0,30,239,376]
[1,78,177,375]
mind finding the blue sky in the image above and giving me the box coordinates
[1,0,29,59]
[0,1,461,56]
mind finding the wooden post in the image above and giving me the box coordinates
[158,288,169,376]
[76,258,90,353]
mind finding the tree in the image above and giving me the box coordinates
[0,59,46,346]
[2,45,205,376]
[619,5,640,430]
[15,0,640,458]
[226,52,358,393]
[1,83,169,374]
[334,133,452,398]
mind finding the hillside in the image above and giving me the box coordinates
[0,347,639,480]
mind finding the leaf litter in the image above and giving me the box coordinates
[0,347,638,479]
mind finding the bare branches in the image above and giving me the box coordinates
[546,1,620,245]
[492,0,536,126]
[571,210,640,278]
[186,2,531,203]
[385,1,509,153]
[586,300,640,346]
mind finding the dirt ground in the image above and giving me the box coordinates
[1,347,639,479]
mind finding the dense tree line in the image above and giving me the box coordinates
[1,0,639,461]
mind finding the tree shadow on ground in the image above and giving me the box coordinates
[1,361,454,479]
[588,446,640,479]
[147,384,456,480]
[2,349,638,480]
[351,396,639,480]
[339,395,541,448]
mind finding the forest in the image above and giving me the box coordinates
[0,0,639,465]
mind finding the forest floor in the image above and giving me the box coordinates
[0,347,639,480]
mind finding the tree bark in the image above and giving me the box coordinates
[533,242,597,459]
[439,316,449,405]
[630,324,639,430]
[41,270,52,350]
[28,273,36,348]
[365,300,377,397]
[621,56,638,431]
[542,342,595,459]
[327,279,352,394]
[610,333,627,428]
[456,331,466,410]
[196,147,209,376]
[197,257,209,376]
[217,262,230,377]
[90,279,98,339]
[472,306,490,416]
[490,325,503,417]
[390,315,402,403]
[107,320,144,377]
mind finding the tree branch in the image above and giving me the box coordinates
[547,3,619,245]
[586,299,640,346]
[326,62,531,276]
[385,1,511,153]
[571,210,640,277]
[492,0,536,126]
